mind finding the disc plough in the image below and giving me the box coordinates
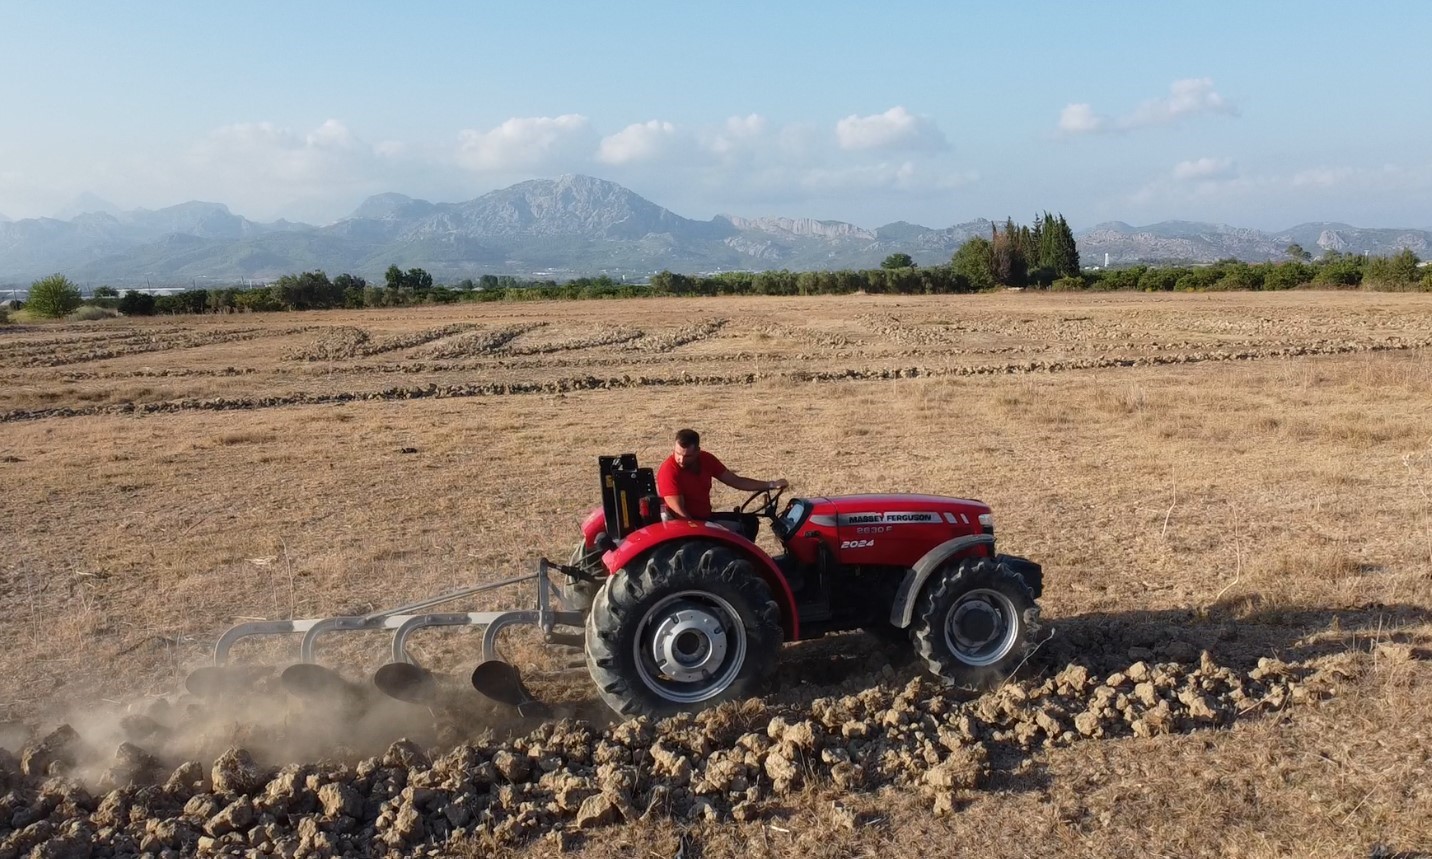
[186,560,588,714]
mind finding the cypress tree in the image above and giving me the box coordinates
[1054,214,1081,277]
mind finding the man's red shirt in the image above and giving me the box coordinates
[656,451,725,519]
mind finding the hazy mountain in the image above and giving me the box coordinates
[432,174,727,241]
[1076,220,1432,265]
[348,192,439,221]
[53,192,122,220]
[2,176,1429,285]
[1076,221,1285,264]
[1274,222,1430,257]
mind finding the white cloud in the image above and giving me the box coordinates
[835,106,947,152]
[1125,77,1238,128]
[1291,162,1432,192]
[191,120,375,187]
[455,114,595,172]
[1126,176,1252,209]
[1173,157,1237,181]
[1057,78,1237,135]
[800,160,976,194]
[598,120,680,165]
[1121,159,1432,226]
[374,140,406,157]
[3,107,987,225]
[173,119,438,222]
[1291,166,1358,188]
[305,119,356,149]
[1057,103,1107,136]
[704,114,769,156]
[723,114,767,139]
[206,121,299,150]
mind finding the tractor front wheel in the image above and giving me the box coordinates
[585,541,782,717]
[911,556,1039,688]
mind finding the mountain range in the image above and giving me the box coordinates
[2,174,1429,286]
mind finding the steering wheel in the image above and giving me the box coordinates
[737,485,785,516]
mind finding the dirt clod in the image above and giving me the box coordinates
[210,748,265,796]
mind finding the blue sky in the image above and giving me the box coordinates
[2,1,1429,230]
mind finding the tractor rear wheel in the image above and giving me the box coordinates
[585,540,782,717]
[911,556,1039,688]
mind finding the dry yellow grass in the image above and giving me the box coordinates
[2,291,1431,856]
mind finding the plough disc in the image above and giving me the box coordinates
[471,660,551,719]
[373,662,437,706]
[280,663,371,710]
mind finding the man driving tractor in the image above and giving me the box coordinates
[656,428,788,538]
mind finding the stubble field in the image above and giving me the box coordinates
[1,291,1431,858]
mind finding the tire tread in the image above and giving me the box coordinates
[911,556,1040,688]
[585,540,781,716]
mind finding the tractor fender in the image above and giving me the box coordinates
[889,534,996,628]
[601,520,800,641]
[580,506,606,550]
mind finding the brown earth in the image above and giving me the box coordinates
[1,291,1430,858]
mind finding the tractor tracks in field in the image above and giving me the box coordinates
[275,320,714,364]
[0,327,324,369]
[282,324,485,361]
[3,334,1429,424]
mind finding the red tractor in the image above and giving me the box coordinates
[189,453,1043,720]
[559,454,1044,717]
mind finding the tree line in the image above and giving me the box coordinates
[6,221,1428,321]
[1079,247,1427,292]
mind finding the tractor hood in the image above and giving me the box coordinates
[805,493,992,526]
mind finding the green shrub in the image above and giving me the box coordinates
[118,290,158,316]
[26,274,83,318]
[1211,262,1264,291]
[1263,262,1311,290]
[1138,269,1179,292]
[1364,249,1420,288]
[1088,266,1146,291]
[1050,276,1086,291]
[1313,254,1363,287]
[1174,269,1219,291]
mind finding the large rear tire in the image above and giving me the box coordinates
[911,556,1039,688]
[585,540,782,717]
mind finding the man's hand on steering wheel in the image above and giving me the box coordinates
[737,479,789,515]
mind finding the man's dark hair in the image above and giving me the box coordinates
[675,428,700,448]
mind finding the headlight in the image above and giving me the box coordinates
[978,513,994,532]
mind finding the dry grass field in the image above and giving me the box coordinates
[2,291,1431,858]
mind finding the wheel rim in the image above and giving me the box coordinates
[633,590,747,704]
[943,587,1019,667]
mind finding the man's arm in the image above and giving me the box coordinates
[663,493,692,518]
[655,459,692,518]
[717,470,789,493]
